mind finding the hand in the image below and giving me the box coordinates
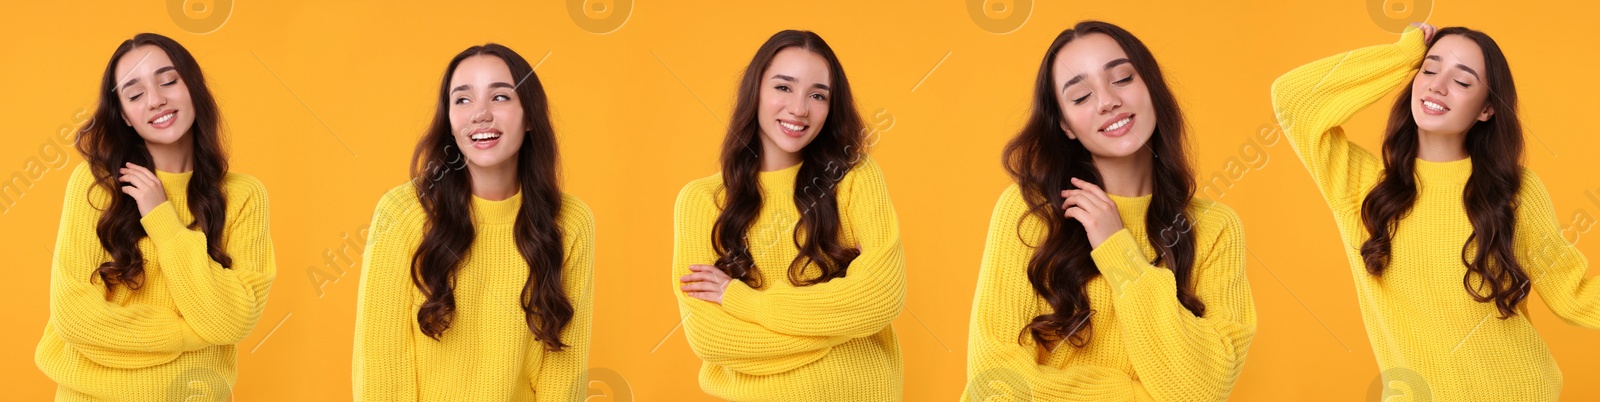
[118,162,167,217]
[1060,177,1124,249]
[680,264,733,304]
[1410,22,1437,43]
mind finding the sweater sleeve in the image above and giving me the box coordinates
[1270,29,1427,215]
[962,185,1151,402]
[353,187,421,401]
[1089,203,1257,402]
[721,158,908,338]
[140,174,276,346]
[671,180,852,376]
[533,196,596,402]
[46,163,210,368]
[1517,171,1600,328]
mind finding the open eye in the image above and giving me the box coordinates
[454,97,471,105]
[774,84,791,92]
[493,94,511,101]
[809,92,826,101]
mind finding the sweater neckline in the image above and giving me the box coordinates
[1414,157,1472,184]
[472,190,523,224]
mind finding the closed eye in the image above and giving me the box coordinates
[1070,94,1090,105]
[1455,80,1470,88]
[1113,75,1133,84]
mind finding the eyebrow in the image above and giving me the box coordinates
[770,74,831,91]
[1061,58,1132,92]
[119,66,177,92]
[1425,55,1480,80]
[450,81,516,93]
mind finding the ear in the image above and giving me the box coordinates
[1477,103,1495,122]
[1059,119,1076,140]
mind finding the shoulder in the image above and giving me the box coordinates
[1186,198,1244,250]
[674,171,724,212]
[221,171,269,204]
[557,192,595,237]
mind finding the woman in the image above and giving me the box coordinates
[352,43,595,401]
[672,30,907,401]
[34,33,276,400]
[963,21,1256,401]
[1272,23,1600,400]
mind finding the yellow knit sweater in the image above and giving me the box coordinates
[962,184,1256,401]
[1273,29,1600,400]
[353,182,594,401]
[671,157,907,401]
[35,162,276,401]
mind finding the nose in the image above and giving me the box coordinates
[787,96,809,118]
[1096,88,1122,114]
[1425,75,1448,96]
[470,104,493,124]
[145,88,168,110]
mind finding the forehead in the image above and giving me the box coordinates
[1053,33,1128,78]
[450,54,515,84]
[1426,35,1485,70]
[114,45,175,84]
[765,47,831,82]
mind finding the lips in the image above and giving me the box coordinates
[1098,113,1134,138]
[777,119,809,138]
[468,127,502,149]
[1420,96,1450,116]
[148,109,177,129]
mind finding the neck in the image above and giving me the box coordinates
[146,137,194,173]
[1091,147,1155,197]
[758,136,802,172]
[468,162,519,201]
[1416,128,1469,162]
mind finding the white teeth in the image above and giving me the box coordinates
[779,121,807,132]
[152,113,174,124]
[1423,100,1447,112]
[470,132,501,141]
[1102,117,1130,132]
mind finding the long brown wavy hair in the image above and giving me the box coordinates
[1004,21,1203,349]
[712,30,866,288]
[408,44,573,350]
[1359,28,1528,318]
[77,33,232,290]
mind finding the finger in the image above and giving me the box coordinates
[1063,206,1091,224]
[680,272,713,283]
[1071,178,1113,206]
[681,282,722,293]
[129,165,161,189]
[688,264,713,273]
[121,166,154,190]
[119,186,137,196]
[1064,191,1105,214]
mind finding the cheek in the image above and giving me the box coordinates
[500,107,525,133]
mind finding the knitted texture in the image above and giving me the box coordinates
[672,156,907,401]
[1272,28,1600,400]
[36,162,277,401]
[962,184,1255,401]
[353,182,594,401]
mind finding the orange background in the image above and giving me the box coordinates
[2,1,1598,400]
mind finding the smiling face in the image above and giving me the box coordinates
[1411,34,1494,136]
[1051,33,1157,159]
[114,45,196,146]
[448,55,527,172]
[756,47,832,166]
